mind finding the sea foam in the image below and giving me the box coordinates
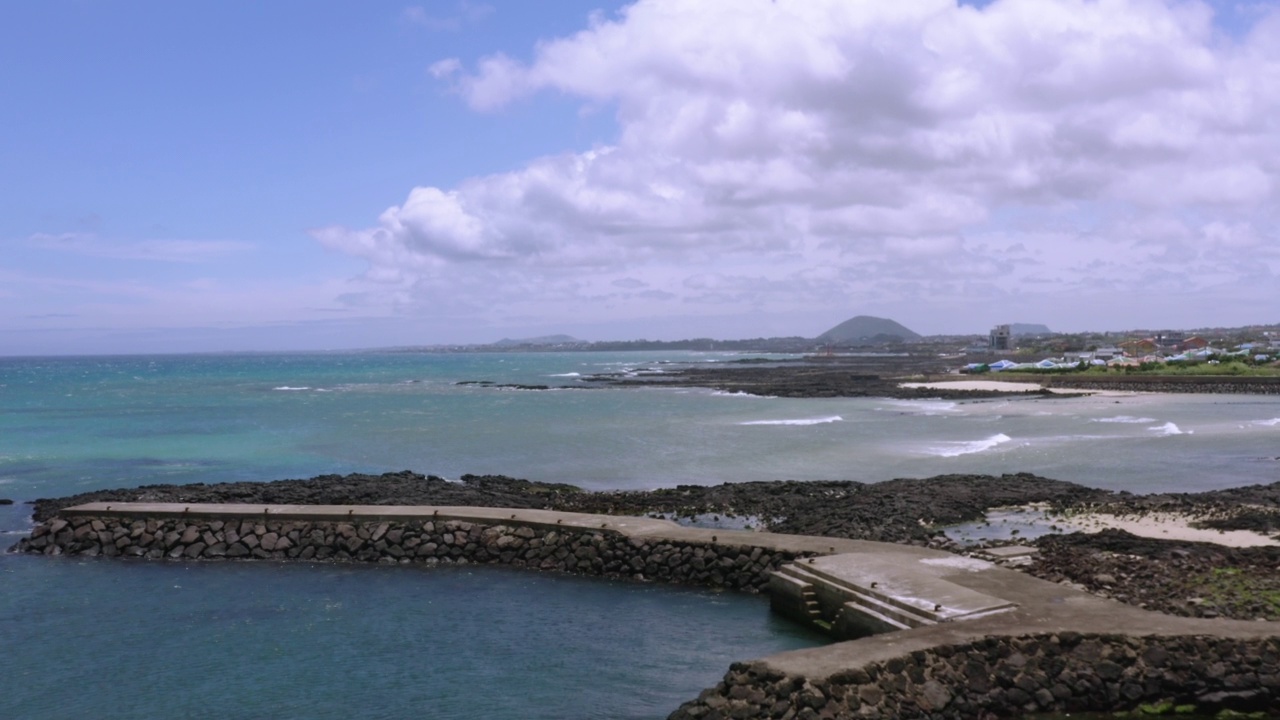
[926,433,1012,457]
[878,399,959,415]
[1093,415,1158,424]
[739,415,843,426]
[273,386,311,391]
[1255,418,1280,427]
[1147,422,1185,436]
[549,372,581,377]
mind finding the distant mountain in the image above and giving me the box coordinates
[1010,323,1052,336]
[491,334,583,347]
[816,315,920,344]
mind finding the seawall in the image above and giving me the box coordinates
[12,504,807,593]
[14,502,1280,718]
[671,633,1280,718]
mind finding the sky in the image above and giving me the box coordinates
[3,0,1279,355]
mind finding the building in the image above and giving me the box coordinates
[1119,338,1158,356]
[989,325,1012,351]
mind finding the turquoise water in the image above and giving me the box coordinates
[2,351,1279,718]
[3,351,1277,499]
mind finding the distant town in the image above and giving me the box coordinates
[383,315,1280,374]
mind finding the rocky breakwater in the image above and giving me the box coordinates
[671,633,1280,719]
[11,511,797,593]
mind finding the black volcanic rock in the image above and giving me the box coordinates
[30,471,1105,544]
[28,471,584,523]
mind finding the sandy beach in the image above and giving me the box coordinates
[899,380,1044,392]
[1056,510,1279,547]
[897,379,1146,397]
[961,502,1280,548]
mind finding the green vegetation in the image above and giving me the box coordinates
[1082,361,1280,377]
[1197,566,1280,619]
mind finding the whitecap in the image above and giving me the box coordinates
[1092,415,1158,424]
[1254,418,1280,427]
[273,386,311,391]
[549,372,581,377]
[924,433,1012,457]
[1147,422,1184,436]
[878,399,959,415]
[739,415,843,426]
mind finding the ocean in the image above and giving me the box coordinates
[2,351,1279,718]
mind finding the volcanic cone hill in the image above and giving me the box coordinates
[816,315,920,344]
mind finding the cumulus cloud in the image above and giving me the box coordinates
[320,0,1280,335]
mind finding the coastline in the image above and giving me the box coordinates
[15,498,1280,719]
[581,357,1280,398]
[17,469,1280,624]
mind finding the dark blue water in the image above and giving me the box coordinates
[0,554,824,719]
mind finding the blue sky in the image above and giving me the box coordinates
[3,0,1278,354]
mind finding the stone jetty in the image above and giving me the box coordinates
[13,502,1280,718]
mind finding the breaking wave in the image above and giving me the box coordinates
[1092,415,1158,424]
[1147,422,1185,436]
[925,433,1012,457]
[739,415,843,426]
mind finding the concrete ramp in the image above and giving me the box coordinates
[770,553,1017,637]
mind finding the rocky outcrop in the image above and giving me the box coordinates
[26,471,1112,543]
[670,633,1280,719]
[12,514,796,593]
[1027,529,1280,621]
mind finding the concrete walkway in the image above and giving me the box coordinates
[60,502,1280,683]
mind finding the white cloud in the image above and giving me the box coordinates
[321,0,1280,335]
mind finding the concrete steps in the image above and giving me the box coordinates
[776,563,936,631]
[770,555,1018,637]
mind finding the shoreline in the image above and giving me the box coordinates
[15,499,1280,719]
[23,470,1280,549]
[17,469,1280,619]
[569,355,1280,398]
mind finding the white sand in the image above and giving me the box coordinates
[900,380,1044,392]
[952,503,1279,548]
[1056,511,1279,548]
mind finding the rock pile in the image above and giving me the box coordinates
[1027,529,1280,621]
[13,514,796,593]
[670,633,1280,719]
[26,470,1112,544]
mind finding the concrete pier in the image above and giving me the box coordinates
[31,502,1280,718]
[61,501,1027,637]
